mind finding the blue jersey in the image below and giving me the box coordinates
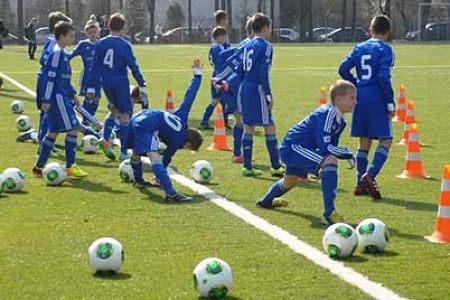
[242,36,273,96]
[38,35,56,75]
[216,37,251,82]
[209,43,225,77]
[70,39,98,94]
[282,104,353,160]
[339,38,395,106]
[89,35,145,89]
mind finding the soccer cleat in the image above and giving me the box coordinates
[32,166,43,178]
[166,193,193,202]
[361,174,382,200]
[99,139,116,160]
[353,185,369,196]
[232,155,244,163]
[149,176,161,187]
[198,123,213,130]
[321,210,345,226]
[66,164,88,178]
[242,167,262,177]
[256,197,289,209]
[270,166,285,177]
[133,180,153,189]
[16,129,37,143]
[119,152,130,161]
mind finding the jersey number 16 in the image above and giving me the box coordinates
[243,49,254,72]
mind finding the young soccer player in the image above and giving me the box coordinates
[128,59,204,202]
[32,21,87,178]
[212,10,230,49]
[199,26,227,129]
[239,13,283,177]
[338,15,394,200]
[257,80,357,225]
[87,12,147,162]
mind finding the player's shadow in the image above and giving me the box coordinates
[93,271,132,280]
[136,187,206,205]
[362,250,400,257]
[73,156,119,169]
[268,208,326,229]
[64,178,128,194]
[198,296,244,300]
[379,197,437,212]
[388,226,424,241]
[334,255,368,263]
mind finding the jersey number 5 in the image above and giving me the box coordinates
[103,49,114,68]
[243,49,254,72]
[360,54,372,80]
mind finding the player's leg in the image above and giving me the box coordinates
[232,112,244,162]
[115,84,132,161]
[242,125,262,176]
[354,137,371,195]
[33,131,58,176]
[263,125,283,177]
[319,155,345,225]
[118,112,130,160]
[257,174,295,208]
[200,83,221,128]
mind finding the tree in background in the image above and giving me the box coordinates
[124,0,146,40]
[0,0,17,34]
[166,3,184,29]
[146,0,156,43]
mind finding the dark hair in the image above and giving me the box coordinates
[370,15,391,35]
[184,128,204,151]
[108,12,125,32]
[212,26,227,40]
[54,21,74,40]
[251,13,271,33]
[48,11,72,33]
[214,10,227,24]
[245,17,253,36]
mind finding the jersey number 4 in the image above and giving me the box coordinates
[360,54,372,80]
[243,49,254,72]
[103,49,114,68]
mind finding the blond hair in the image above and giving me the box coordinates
[84,19,99,31]
[329,80,356,103]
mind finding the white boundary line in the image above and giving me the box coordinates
[0,71,408,300]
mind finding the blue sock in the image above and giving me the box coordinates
[82,97,95,120]
[200,102,216,125]
[103,114,115,141]
[36,136,55,168]
[65,134,78,168]
[242,133,253,170]
[131,158,144,183]
[233,124,243,157]
[91,99,99,116]
[321,164,338,217]
[38,111,48,143]
[265,134,281,169]
[368,145,389,180]
[356,149,369,185]
[119,121,130,155]
[152,161,176,197]
[259,179,290,207]
[83,126,101,139]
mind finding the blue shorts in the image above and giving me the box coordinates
[351,86,393,139]
[103,78,132,114]
[128,126,159,156]
[240,82,273,126]
[46,94,80,133]
[280,144,325,177]
[36,74,46,109]
[221,74,241,114]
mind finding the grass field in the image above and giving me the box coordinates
[1,43,450,299]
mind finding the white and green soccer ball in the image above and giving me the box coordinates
[43,162,66,186]
[2,167,25,192]
[193,257,232,299]
[356,218,389,253]
[81,135,100,154]
[0,174,4,195]
[190,160,214,183]
[10,100,25,114]
[88,237,124,273]
[322,223,358,258]
[16,115,32,132]
[118,159,134,183]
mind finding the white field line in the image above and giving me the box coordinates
[1,72,408,300]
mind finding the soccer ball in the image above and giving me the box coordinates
[10,100,24,114]
[190,160,214,183]
[2,167,25,192]
[43,162,66,186]
[81,135,99,154]
[322,223,358,258]
[118,159,134,183]
[88,237,124,273]
[16,115,32,131]
[356,218,389,253]
[0,174,4,194]
[193,257,232,299]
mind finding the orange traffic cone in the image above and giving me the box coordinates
[425,165,450,243]
[208,103,232,151]
[319,86,327,106]
[398,101,416,145]
[397,123,430,179]
[393,84,407,122]
[165,89,175,112]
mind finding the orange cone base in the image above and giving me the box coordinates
[425,232,450,244]
[397,170,431,179]
[208,143,232,151]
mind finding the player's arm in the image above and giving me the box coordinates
[86,43,103,99]
[259,43,273,107]
[378,46,395,115]
[42,50,62,111]
[39,38,51,67]
[174,59,203,121]
[125,43,146,88]
[68,41,82,59]
[338,47,357,85]
[315,111,353,160]
[162,146,177,168]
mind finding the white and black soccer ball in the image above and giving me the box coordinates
[16,115,32,132]
[88,237,124,273]
[10,100,25,114]
[193,257,232,299]
[190,160,214,183]
[356,218,389,253]
[118,159,134,183]
[322,223,358,258]
[82,135,100,154]
[2,167,25,192]
[43,162,66,186]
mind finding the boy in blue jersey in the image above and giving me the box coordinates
[87,13,147,162]
[239,13,283,177]
[70,19,101,124]
[339,15,394,200]
[127,59,204,202]
[32,21,88,178]
[257,80,357,226]
[199,26,227,129]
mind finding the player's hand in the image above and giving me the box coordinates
[41,103,50,112]
[266,95,273,110]
[72,95,80,106]
[389,111,395,118]
[94,121,103,131]
[347,157,356,169]
[192,59,203,75]
[86,92,95,100]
